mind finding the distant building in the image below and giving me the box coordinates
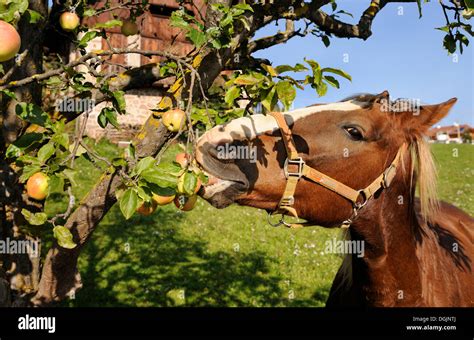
[427,124,473,144]
[73,0,206,142]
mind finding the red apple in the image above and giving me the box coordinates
[59,12,80,32]
[26,172,49,201]
[136,200,158,216]
[174,195,197,211]
[175,153,190,168]
[121,20,139,36]
[152,193,175,206]
[0,20,21,62]
[162,109,186,132]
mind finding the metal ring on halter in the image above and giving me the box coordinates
[267,212,292,228]
[355,190,368,210]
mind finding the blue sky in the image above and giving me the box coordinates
[253,1,473,126]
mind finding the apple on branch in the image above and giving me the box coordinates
[26,172,49,201]
[121,20,139,36]
[0,20,21,62]
[59,12,80,32]
[174,195,197,211]
[162,109,186,132]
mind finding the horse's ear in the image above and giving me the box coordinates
[399,98,457,134]
[373,90,390,104]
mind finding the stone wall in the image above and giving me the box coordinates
[83,88,163,142]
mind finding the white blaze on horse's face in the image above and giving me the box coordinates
[197,101,365,146]
[195,100,365,204]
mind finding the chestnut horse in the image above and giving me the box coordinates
[195,91,473,307]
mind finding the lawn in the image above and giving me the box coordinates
[47,141,472,307]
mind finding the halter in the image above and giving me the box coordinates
[267,111,406,229]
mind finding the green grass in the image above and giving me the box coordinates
[52,141,472,307]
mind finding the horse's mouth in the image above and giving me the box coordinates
[195,145,249,208]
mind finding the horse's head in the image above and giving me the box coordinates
[195,91,456,226]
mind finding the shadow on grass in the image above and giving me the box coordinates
[62,205,331,307]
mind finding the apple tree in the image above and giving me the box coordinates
[0,0,472,306]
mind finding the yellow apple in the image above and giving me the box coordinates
[59,12,80,32]
[162,109,186,132]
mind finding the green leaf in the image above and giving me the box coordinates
[25,9,43,23]
[436,26,450,33]
[19,164,42,183]
[416,0,423,18]
[21,209,48,226]
[156,162,182,176]
[37,142,56,163]
[119,188,139,220]
[180,172,198,196]
[443,34,456,53]
[105,108,120,129]
[224,86,241,106]
[1,89,17,100]
[261,63,278,77]
[316,82,328,97]
[323,75,340,88]
[94,19,123,29]
[6,132,44,158]
[321,67,352,81]
[261,86,277,112]
[187,28,207,48]
[234,74,262,85]
[78,31,99,49]
[15,103,51,127]
[321,35,330,47]
[62,169,77,186]
[276,81,296,110]
[141,168,178,188]
[149,184,176,197]
[52,133,69,150]
[53,226,77,249]
[83,8,97,17]
[133,156,156,176]
[112,90,126,113]
[233,3,254,12]
[48,175,65,194]
[170,11,190,30]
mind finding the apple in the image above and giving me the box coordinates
[26,172,49,201]
[174,194,197,211]
[175,153,190,168]
[162,109,186,132]
[152,193,175,206]
[121,20,139,36]
[136,200,158,216]
[59,12,80,32]
[0,20,21,62]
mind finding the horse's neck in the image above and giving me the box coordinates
[349,184,424,306]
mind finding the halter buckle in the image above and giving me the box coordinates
[284,157,305,178]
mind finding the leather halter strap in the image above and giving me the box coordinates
[267,111,406,229]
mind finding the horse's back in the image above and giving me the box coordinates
[415,199,474,306]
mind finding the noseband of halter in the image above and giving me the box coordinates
[267,111,406,229]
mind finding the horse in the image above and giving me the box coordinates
[195,91,474,307]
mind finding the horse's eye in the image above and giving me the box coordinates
[344,126,364,140]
